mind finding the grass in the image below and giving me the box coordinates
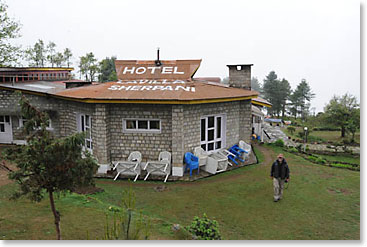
[252,144,264,163]
[316,154,360,165]
[0,145,360,240]
[283,127,360,145]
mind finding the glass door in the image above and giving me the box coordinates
[200,115,225,152]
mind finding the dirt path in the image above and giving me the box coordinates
[98,144,277,188]
[255,143,276,166]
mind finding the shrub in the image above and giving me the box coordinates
[332,163,353,168]
[307,135,325,143]
[287,126,296,135]
[288,147,298,153]
[274,139,284,147]
[186,213,222,240]
[307,156,318,163]
[316,157,327,164]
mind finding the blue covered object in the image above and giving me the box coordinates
[228,144,246,165]
[184,152,200,176]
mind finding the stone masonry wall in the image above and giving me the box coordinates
[171,100,252,167]
[171,105,184,167]
[240,100,252,143]
[107,104,172,163]
[0,89,96,156]
[228,65,252,90]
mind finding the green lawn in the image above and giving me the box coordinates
[283,127,360,144]
[0,145,360,240]
[316,154,360,165]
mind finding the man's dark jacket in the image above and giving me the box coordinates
[270,159,290,179]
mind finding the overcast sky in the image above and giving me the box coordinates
[6,0,360,113]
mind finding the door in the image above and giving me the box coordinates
[200,115,225,152]
[0,115,13,144]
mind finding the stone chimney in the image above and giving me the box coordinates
[227,64,253,90]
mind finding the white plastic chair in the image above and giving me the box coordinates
[143,151,171,183]
[194,147,208,167]
[239,140,252,160]
[112,151,142,182]
[217,149,236,167]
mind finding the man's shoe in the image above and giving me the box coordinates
[273,198,278,202]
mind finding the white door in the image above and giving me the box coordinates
[200,115,226,153]
[0,115,13,144]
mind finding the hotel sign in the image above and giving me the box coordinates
[114,60,201,80]
[108,80,196,92]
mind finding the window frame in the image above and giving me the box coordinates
[123,119,162,133]
[200,114,226,153]
[18,116,53,130]
[77,113,93,154]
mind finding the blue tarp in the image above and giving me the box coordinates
[264,118,282,123]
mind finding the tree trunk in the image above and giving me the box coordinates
[49,190,61,240]
[341,126,346,138]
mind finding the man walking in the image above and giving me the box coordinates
[270,153,290,202]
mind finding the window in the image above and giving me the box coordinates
[0,115,9,132]
[200,115,225,152]
[19,117,52,130]
[123,119,161,133]
[78,114,92,153]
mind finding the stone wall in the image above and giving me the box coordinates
[0,89,95,153]
[107,104,172,163]
[0,89,253,168]
[170,100,252,168]
[227,65,252,90]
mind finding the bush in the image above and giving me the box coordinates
[186,213,221,240]
[287,126,296,135]
[307,135,325,143]
[332,163,353,169]
[307,156,318,163]
[316,157,327,164]
[274,139,284,147]
[288,147,298,153]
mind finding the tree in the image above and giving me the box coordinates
[221,77,229,84]
[289,79,315,120]
[54,52,64,67]
[46,41,56,67]
[79,52,99,82]
[25,39,47,67]
[278,78,291,117]
[0,0,21,66]
[5,93,98,240]
[98,56,117,82]
[63,48,72,67]
[251,76,262,94]
[262,71,291,117]
[346,108,360,143]
[323,93,359,138]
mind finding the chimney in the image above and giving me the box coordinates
[155,47,162,66]
[226,64,253,90]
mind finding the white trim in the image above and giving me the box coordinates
[18,116,53,131]
[77,113,93,154]
[0,115,13,144]
[122,118,162,133]
[200,114,226,154]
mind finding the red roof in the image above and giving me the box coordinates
[55,79,258,103]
